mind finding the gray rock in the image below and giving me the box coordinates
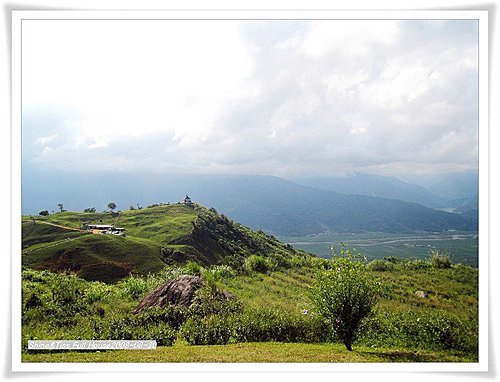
[133,274,203,313]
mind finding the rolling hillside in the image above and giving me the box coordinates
[22,203,304,282]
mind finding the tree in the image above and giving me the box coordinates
[310,244,378,351]
[107,202,117,211]
[38,210,49,216]
[83,207,96,213]
[57,203,64,212]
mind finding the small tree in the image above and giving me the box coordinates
[310,244,378,351]
[57,203,64,212]
[107,202,117,211]
[83,207,96,213]
[38,210,49,216]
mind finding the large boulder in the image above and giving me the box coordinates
[133,274,203,314]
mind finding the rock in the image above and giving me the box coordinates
[133,275,203,314]
[415,290,428,298]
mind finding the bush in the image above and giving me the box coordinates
[205,265,236,280]
[181,316,232,345]
[310,245,378,351]
[188,285,243,319]
[230,308,332,343]
[430,250,452,269]
[359,309,478,354]
[244,255,269,274]
[136,306,188,329]
[367,259,395,272]
[98,315,176,346]
[118,275,155,300]
[183,261,204,276]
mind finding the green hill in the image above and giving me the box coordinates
[22,203,304,283]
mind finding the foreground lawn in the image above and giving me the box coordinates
[22,341,476,363]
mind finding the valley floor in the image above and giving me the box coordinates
[22,341,476,363]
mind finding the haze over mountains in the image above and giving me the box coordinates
[22,169,478,236]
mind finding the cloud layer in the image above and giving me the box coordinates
[22,19,479,177]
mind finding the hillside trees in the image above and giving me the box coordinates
[107,202,117,211]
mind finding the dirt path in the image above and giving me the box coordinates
[33,220,83,232]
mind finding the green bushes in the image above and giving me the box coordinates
[179,308,332,345]
[98,315,176,346]
[359,309,478,355]
[367,259,395,272]
[230,309,332,343]
[430,250,452,269]
[182,316,232,345]
[244,255,269,273]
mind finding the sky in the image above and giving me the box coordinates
[21,19,479,178]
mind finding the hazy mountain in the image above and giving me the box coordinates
[22,169,476,236]
[398,170,479,201]
[292,173,448,209]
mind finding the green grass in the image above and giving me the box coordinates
[26,204,197,245]
[21,259,479,363]
[22,220,88,249]
[20,205,479,363]
[23,234,165,283]
[21,341,476,363]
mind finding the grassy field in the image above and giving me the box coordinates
[280,231,478,267]
[20,205,479,364]
[22,341,476,363]
[21,260,478,363]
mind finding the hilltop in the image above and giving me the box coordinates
[22,203,306,283]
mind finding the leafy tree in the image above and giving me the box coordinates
[107,202,117,211]
[83,207,96,213]
[310,244,378,351]
[57,203,64,212]
[38,210,49,216]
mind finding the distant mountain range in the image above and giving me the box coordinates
[22,169,478,236]
[292,173,449,209]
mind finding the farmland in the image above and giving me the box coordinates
[280,231,479,267]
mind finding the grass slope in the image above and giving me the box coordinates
[22,204,304,282]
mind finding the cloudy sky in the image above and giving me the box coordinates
[22,19,479,178]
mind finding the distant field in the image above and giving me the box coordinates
[280,231,479,267]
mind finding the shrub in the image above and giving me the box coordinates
[84,281,115,304]
[136,306,188,329]
[430,250,452,269]
[205,265,236,280]
[183,261,204,276]
[359,309,478,354]
[244,255,269,274]
[367,259,395,272]
[118,275,155,300]
[181,316,232,345]
[99,315,176,346]
[403,259,432,270]
[230,308,332,343]
[310,245,378,351]
[188,285,243,319]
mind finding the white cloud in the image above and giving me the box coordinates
[22,19,479,178]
